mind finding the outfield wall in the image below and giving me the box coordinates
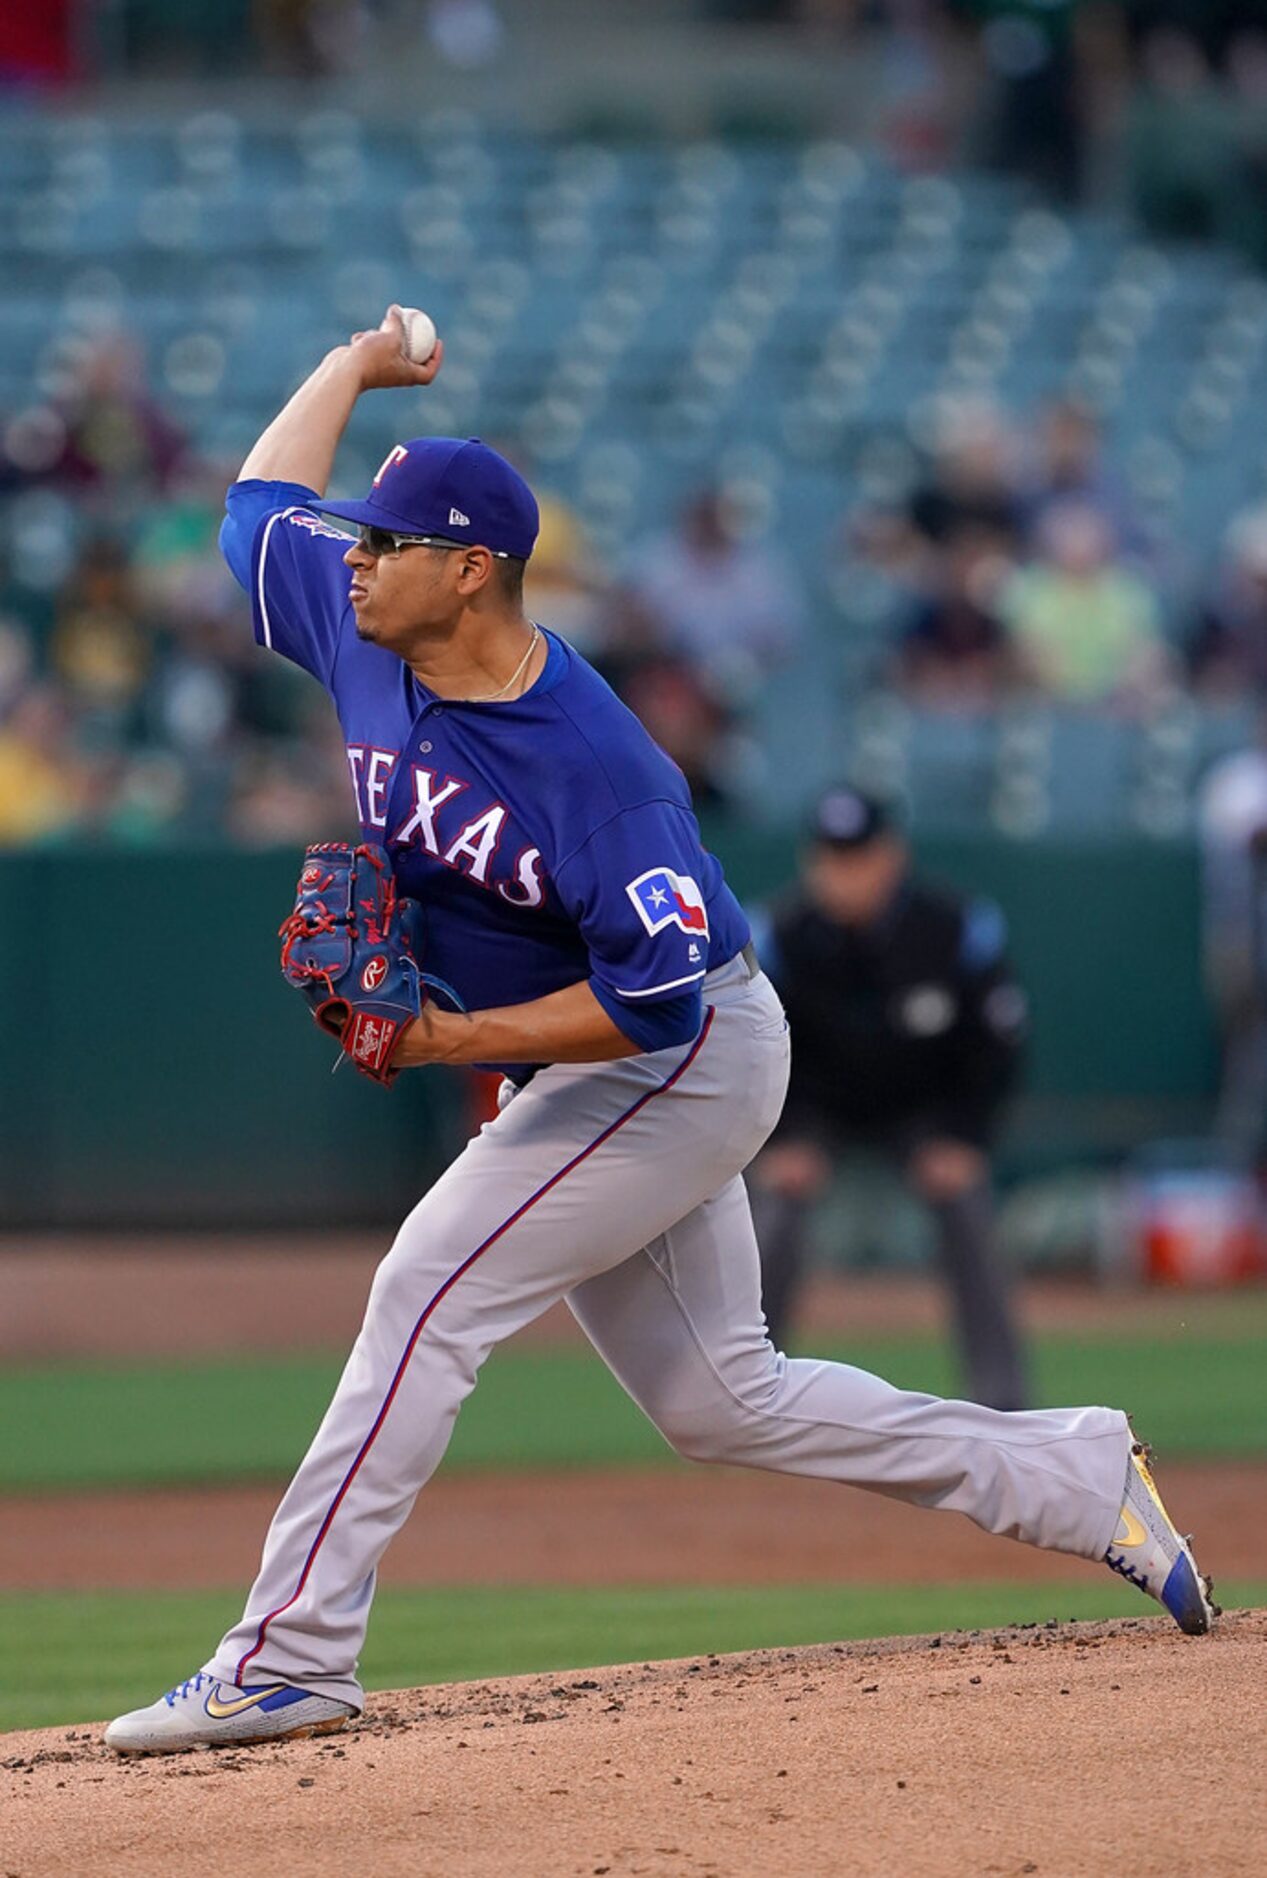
[0,831,1217,1228]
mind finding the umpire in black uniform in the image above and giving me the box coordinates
[750,786,1029,1410]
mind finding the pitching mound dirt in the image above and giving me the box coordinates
[3,1613,1263,1878]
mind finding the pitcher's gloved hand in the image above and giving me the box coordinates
[279,842,423,1084]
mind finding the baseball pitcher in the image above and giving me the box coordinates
[104,310,1216,1754]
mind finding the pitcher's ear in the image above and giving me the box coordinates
[455,546,495,594]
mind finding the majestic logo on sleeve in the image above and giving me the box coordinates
[626,868,710,938]
[287,512,349,542]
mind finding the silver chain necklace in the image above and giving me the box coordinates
[461,623,541,703]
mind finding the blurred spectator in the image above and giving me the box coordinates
[908,401,1021,551]
[522,493,608,659]
[131,463,244,621]
[616,654,738,810]
[872,0,966,173]
[1,405,69,494]
[130,462,270,771]
[1187,503,1267,700]
[228,724,355,845]
[625,489,805,699]
[1124,29,1237,245]
[50,538,150,730]
[253,0,366,77]
[0,684,86,845]
[965,0,1086,202]
[147,638,237,759]
[1198,725,1267,1160]
[45,336,186,499]
[0,618,35,717]
[890,527,1021,709]
[999,501,1169,707]
[1018,398,1152,569]
[1227,28,1267,271]
[859,400,1023,585]
[95,750,188,845]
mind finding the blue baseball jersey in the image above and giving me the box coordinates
[222,479,750,1067]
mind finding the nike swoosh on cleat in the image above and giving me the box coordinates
[203,1683,290,1719]
[1114,1507,1149,1548]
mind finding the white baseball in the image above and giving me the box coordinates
[397,305,438,364]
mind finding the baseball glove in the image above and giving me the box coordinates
[279,842,424,1084]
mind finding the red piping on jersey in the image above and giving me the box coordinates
[233,1005,717,1684]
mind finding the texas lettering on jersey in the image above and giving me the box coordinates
[346,747,546,908]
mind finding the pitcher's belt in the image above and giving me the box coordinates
[704,941,760,989]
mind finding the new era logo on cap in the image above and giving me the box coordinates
[448,507,470,528]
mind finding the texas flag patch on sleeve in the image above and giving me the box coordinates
[626,867,710,938]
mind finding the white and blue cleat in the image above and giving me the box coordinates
[104,1671,356,1755]
[1104,1440,1219,1636]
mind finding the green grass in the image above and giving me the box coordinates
[2,1327,1265,1493]
[4,1579,1264,1734]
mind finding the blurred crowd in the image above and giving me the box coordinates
[0,334,347,846]
[0,0,510,86]
[5,328,1267,849]
[714,3,1267,259]
[15,0,1267,260]
[851,390,1267,716]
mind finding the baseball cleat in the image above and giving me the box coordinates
[104,1671,357,1755]
[1104,1440,1219,1635]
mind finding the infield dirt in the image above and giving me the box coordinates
[3,1612,1263,1878]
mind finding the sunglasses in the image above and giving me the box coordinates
[351,524,510,560]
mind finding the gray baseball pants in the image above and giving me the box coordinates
[209,960,1131,1708]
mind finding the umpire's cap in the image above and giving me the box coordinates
[807,785,893,850]
[320,436,539,561]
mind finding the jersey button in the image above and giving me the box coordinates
[432,706,444,717]
[419,740,432,753]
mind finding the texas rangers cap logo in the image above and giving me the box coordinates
[626,867,710,938]
[373,443,409,487]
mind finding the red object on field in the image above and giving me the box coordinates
[1133,1169,1267,1287]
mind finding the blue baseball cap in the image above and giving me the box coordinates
[320,436,539,561]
